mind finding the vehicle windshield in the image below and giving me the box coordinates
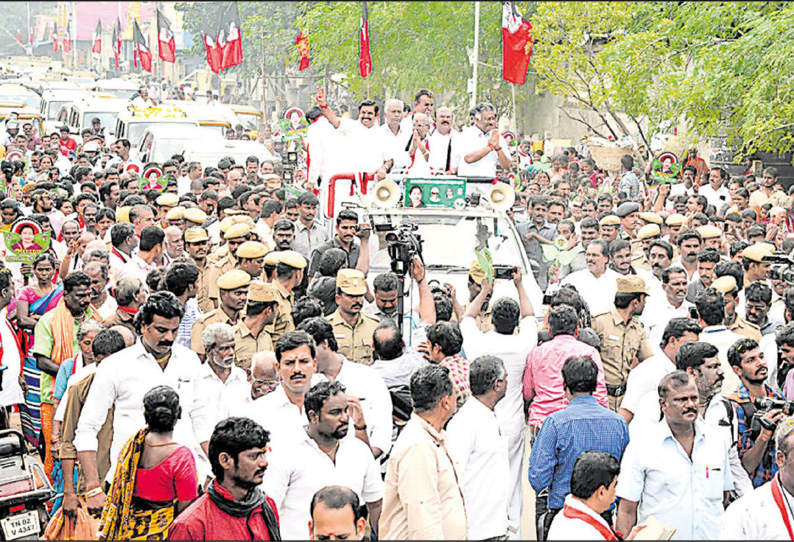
[364,212,524,271]
[236,112,261,130]
[99,87,138,100]
[0,93,41,110]
[152,138,204,163]
[129,121,195,145]
[47,100,70,119]
[200,124,228,136]
[82,112,118,134]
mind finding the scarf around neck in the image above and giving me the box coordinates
[207,481,281,540]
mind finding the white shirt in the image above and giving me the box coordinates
[116,254,157,286]
[460,315,538,435]
[761,333,781,394]
[640,295,693,349]
[699,184,731,210]
[337,118,391,174]
[312,356,393,454]
[616,418,733,540]
[234,385,307,453]
[0,312,24,408]
[428,130,455,173]
[720,478,794,539]
[177,175,192,197]
[131,96,156,109]
[446,397,510,540]
[54,362,97,424]
[561,268,620,317]
[548,495,613,541]
[377,123,412,172]
[94,293,118,320]
[700,325,745,397]
[74,341,213,484]
[703,394,753,498]
[452,127,511,178]
[622,352,675,416]
[263,429,384,541]
[636,269,666,307]
[196,362,249,425]
[307,117,350,184]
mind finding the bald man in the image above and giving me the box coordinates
[406,112,432,176]
[228,351,278,417]
[60,230,97,277]
[108,325,135,348]
[163,226,185,264]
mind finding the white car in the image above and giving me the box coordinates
[182,140,276,169]
[135,125,225,164]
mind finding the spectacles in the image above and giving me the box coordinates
[253,378,280,388]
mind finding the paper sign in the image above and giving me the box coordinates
[474,247,494,285]
[403,178,466,209]
[3,218,50,263]
[137,173,169,193]
[651,152,682,184]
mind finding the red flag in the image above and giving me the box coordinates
[52,22,59,53]
[296,31,310,71]
[204,35,221,74]
[92,19,102,54]
[359,2,372,78]
[63,25,71,53]
[501,1,532,85]
[133,19,152,72]
[16,30,22,46]
[111,21,119,67]
[221,22,243,69]
[29,27,33,47]
[157,9,176,63]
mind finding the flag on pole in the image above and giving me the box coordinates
[133,19,152,72]
[111,20,120,67]
[501,1,533,85]
[220,3,243,70]
[157,9,176,63]
[296,31,310,71]
[52,22,59,53]
[92,19,102,54]
[359,2,372,78]
[16,30,22,46]
[63,24,71,53]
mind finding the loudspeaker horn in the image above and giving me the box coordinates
[488,183,516,211]
[372,179,401,208]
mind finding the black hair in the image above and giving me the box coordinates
[614,292,645,309]
[410,364,454,413]
[697,247,721,264]
[469,356,505,396]
[746,281,772,305]
[649,239,674,260]
[570,451,621,500]
[208,417,270,481]
[139,225,165,252]
[661,265,687,284]
[373,272,399,293]
[91,329,126,359]
[728,338,759,368]
[297,192,320,207]
[715,260,745,291]
[291,297,323,328]
[336,209,358,226]
[305,380,346,422]
[432,292,454,322]
[491,297,520,334]
[694,288,724,326]
[165,261,200,297]
[426,321,463,357]
[135,291,185,333]
[675,228,703,247]
[658,370,694,400]
[675,341,719,372]
[776,322,794,349]
[319,248,348,277]
[660,317,702,350]
[143,385,181,433]
[548,304,579,337]
[274,330,316,362]
[262,199,283,218]
[373,321,403,361]
[297,317,338,353]
[562,355,598,394]
[273,219,294,233]
[63,271,91,294]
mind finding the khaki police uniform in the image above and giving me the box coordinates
[268,251,307,343]
[234,320,274,370]
[191,269,251,355]
[184,227,215,314]
[329,269,380,365]
[729,317,763,342]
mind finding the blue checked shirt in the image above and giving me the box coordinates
[528,394,630,509]
[731,382,783,487]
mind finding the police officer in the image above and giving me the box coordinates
[191,269,250,358]
[207,222,250,307]
[713,275,762,342]
[236,241,267,280]
[183,208,208,230]
[271,250,307,343]
[328,269,380,366]
[632,224,661,272]
[184,227,215,314]
[233,281,278,370]
[155,193,180,226]
[591,275,653,411]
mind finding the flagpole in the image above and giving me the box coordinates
[26,1,31,56]
[72,1,77,68]
[471,1,480,108]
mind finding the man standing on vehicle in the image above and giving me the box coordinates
[452,102,511,179]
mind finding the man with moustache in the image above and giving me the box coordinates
[453,102,511,178]
[329,269,380,366]
[428,106,456,174]
[184,227,215,314]
[263,381,384,540]
[190,270,250,360]
[727,338,786,489]
[616,371,733,540]
[75,292,213,516]
[561,240,620,317]
[641,266,693,348]
[198,323,249,425]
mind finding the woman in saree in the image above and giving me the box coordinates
[15,253,62,449]
[99,386,198,540]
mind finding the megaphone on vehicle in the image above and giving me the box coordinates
[488,183,516,211]
[372,179,401,208]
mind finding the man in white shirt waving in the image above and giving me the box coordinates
[452,102,511,178]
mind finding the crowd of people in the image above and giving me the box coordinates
[0,80,791,541]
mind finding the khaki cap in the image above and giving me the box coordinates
[116,206,131,223]
[636,224,661,241]
[742,243,774,263]
[696,225,722,239]
[261,174,281,183]
[184,208,207,224]
[231,215,256,230]
[218,269,251,290]
[237,241,267,259]
[165,206,186,221]
[616,275,650,294]
[155,193,179,207]
[712,275,738,294]
[666,213,686,226]
[599,215,620,227]
[220,216,236,233]
[184,227,209,243]
[277,250,307,269]
[336,268,367,296]
[264,251,281,266]
[469,259,486,284]
[247,281,279,303]
[638,212,663,225]
[224,223,251,240]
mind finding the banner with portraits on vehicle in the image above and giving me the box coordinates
[403,178,467,210]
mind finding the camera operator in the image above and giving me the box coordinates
[728,338,786,488]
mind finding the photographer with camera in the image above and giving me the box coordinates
[728,338,786,488]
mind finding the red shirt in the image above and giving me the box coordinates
[167,481,279,541]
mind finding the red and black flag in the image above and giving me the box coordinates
[359,2,372,78]
[52,22,59,53]
[133,19,152,72]
[16,29,22,46]
[28,27,33,47]
[113,18,122,66]
[501,1,533,85]
[63,24,71,53]
[202,3,243,73]
[296,31,310,71]
[91,19,102,54]
[157,9,176,63]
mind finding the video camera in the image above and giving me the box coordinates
[750,397,794,436]
[385,224,423,276]
[766,253,794,285]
